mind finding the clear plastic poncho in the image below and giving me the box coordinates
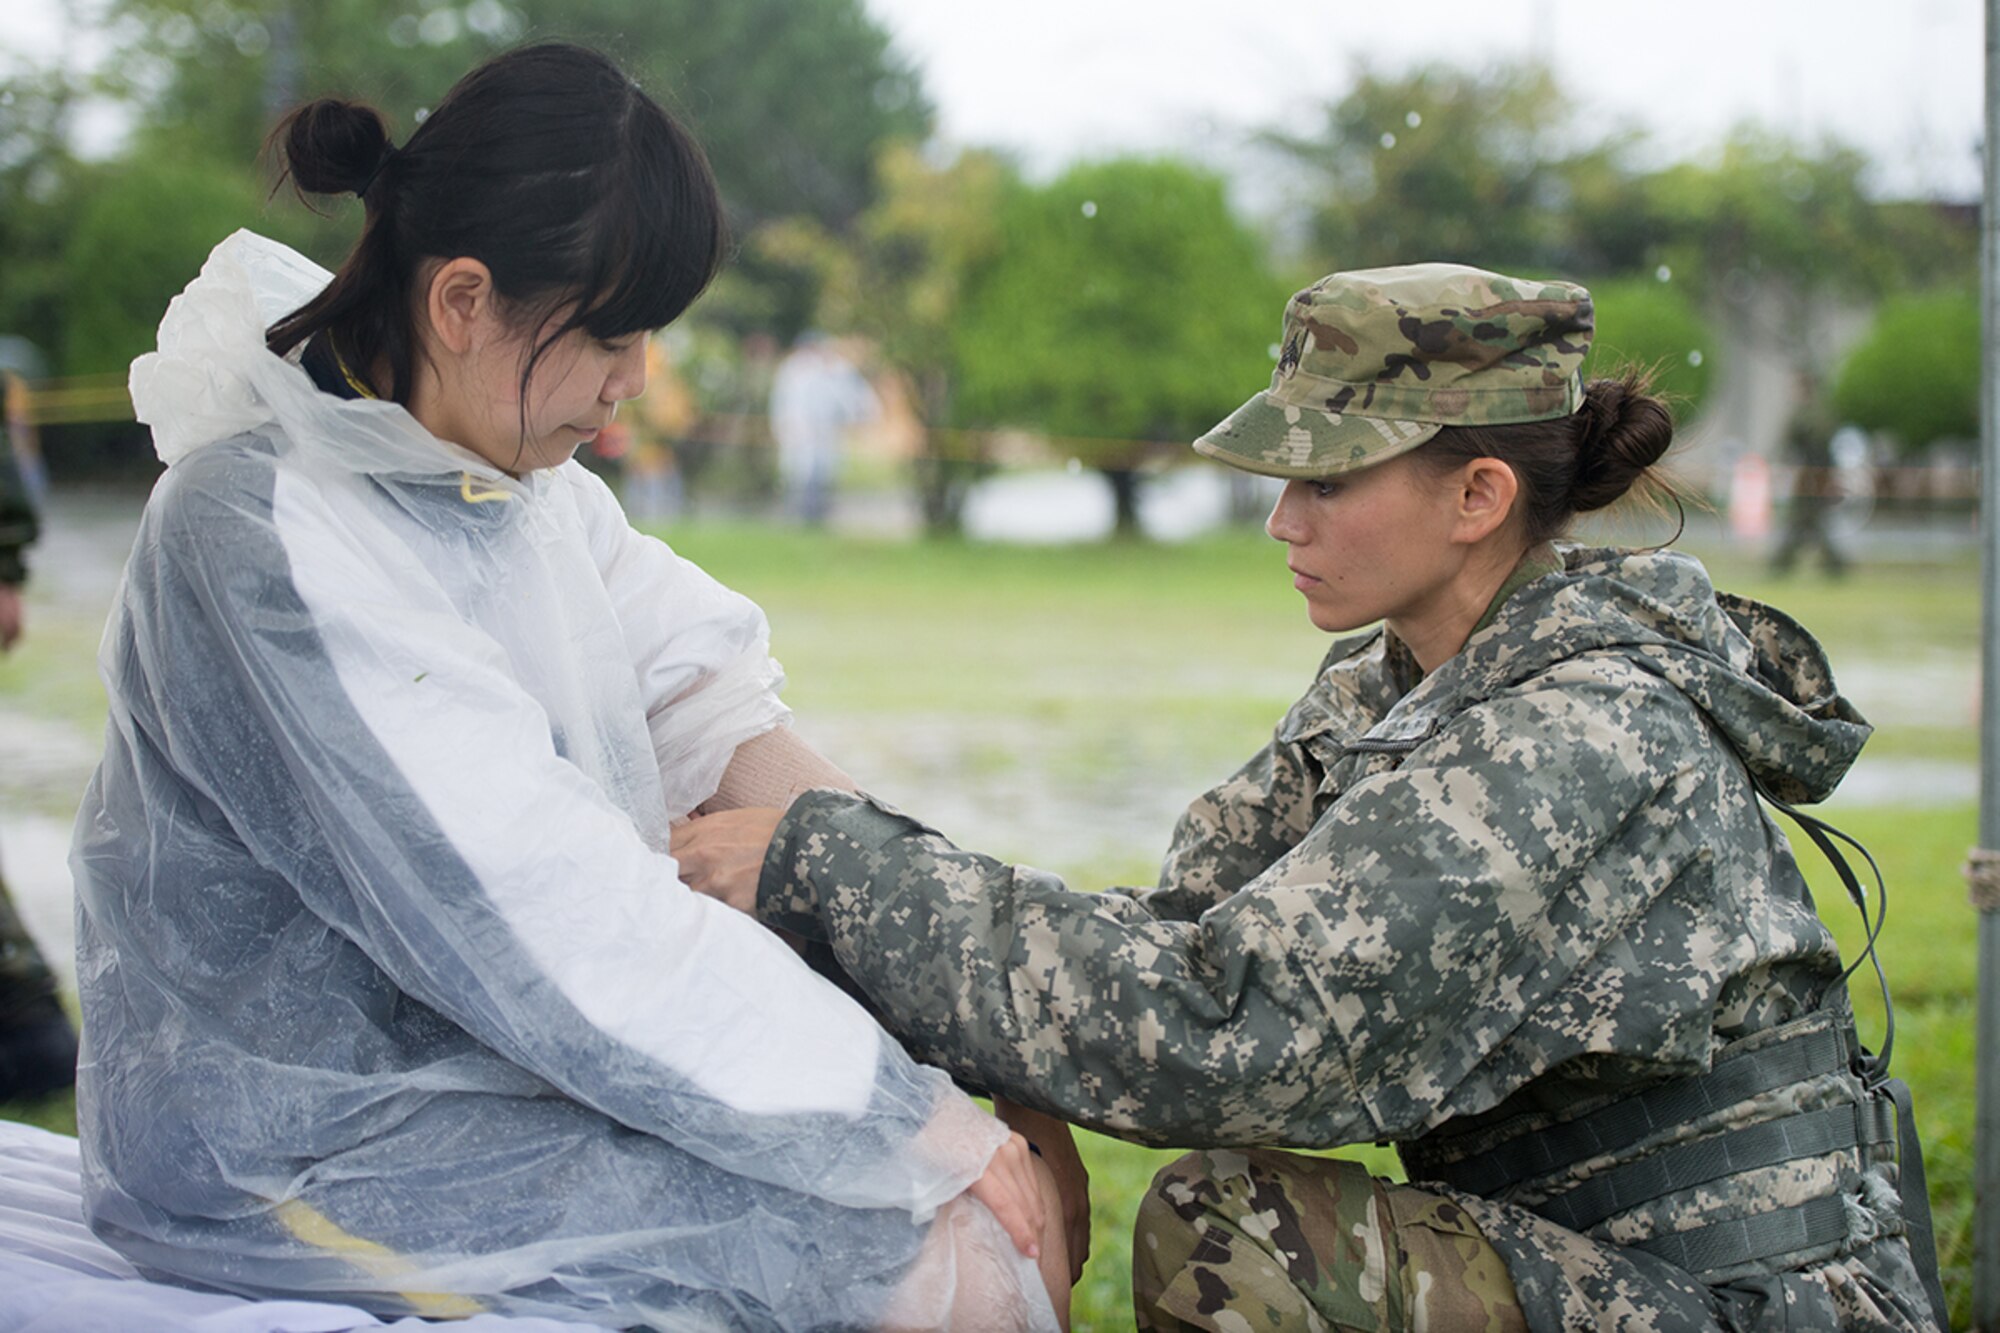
[70,232,1057,1331]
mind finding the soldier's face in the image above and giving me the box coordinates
[1264,456,1466,637]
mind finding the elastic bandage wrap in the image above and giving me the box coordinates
[703,726,858,813]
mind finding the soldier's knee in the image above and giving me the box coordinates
[1134,1151,1210,1269]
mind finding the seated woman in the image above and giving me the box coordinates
[71,43,1068,1332]
[675,266,1946,1332]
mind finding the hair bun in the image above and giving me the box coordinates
[1567,374,1675,513]
[272,98,394,199]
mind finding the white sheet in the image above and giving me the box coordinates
[0,1119,595,1333]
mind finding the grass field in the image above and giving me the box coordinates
[0,508,1983,1329]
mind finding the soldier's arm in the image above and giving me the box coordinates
[755,664,1713,1148]
[1139,630,1390,921]
[1136,734,1321,922]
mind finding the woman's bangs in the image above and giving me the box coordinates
[577,128,724,341]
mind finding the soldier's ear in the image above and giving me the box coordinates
[1452,457,1518,544]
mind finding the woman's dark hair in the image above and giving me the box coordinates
[264,43,726,410]
[1416,369,1681,544]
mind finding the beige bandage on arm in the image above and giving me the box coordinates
[700,726,858,813]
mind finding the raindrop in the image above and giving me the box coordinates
[1081,201,1098,218]
[1655,265,1672,283]
[0,92,11,108]
[1066,457,1083,474]
[414,107,431,123]
[1379,132,1397,150]
[1686,349,1704,367]
[388,14,421,46]
[233,19,269,56]
[418,7,461,44]
[1267,343,1282,361]
[1405,111,1422,129]
[464,0,521,40]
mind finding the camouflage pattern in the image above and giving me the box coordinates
[1133,1148,1527,1332]
[758,543,1938,1331]
[0,869,62,1020]
[0,414,36,585]
[1193,264,1593,480]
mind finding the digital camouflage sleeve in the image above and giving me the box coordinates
[759,648,1770,1149]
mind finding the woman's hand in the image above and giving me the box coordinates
[670,807,784,914]
[965,1130,1048,1261]
[993,1096,1091,1282]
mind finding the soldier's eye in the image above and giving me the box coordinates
[1312,480,1342,499]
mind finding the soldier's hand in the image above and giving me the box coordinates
[670,807,784,914]
[993,1096,1091,1283]
[0,584,21,653]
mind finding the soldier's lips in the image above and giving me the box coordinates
[1290,566,1321,590]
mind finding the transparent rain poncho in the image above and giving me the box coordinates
[70,232,1056,1331]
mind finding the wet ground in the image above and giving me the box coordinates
[0,478,1981,992]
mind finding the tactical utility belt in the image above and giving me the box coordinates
[1402,792,1949,1330]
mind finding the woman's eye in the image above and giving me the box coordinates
[597,336,638,354]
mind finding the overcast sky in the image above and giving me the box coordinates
[863,0,1984,200]
[7,1,1984,200]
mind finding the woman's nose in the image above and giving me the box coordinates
[1266,481,1309,543]
[606,340,648,403]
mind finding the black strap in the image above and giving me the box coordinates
[1886,1076,1952,1329]
[1531,1097,1897,1234]
[1633,1193,1852,1275]
[1757,784,1894,1078]
[1412,1020,1850,1197]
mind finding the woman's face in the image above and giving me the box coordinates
[428,304,649,475]
[1264,453,1468,635]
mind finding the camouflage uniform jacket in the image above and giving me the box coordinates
[0,419,37,586]
[760,545,1936,1332]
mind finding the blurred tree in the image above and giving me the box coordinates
[951,158,1283,536]
[521,0,930,229]
[1631,130,1927,366]
[60,155,300,377]
[1581,276,1716,416]
[1832,290,1978,455]
[1266,66,1973,369]
[0,65,88,367]
[1264,61,1630,276]
[107,0,927,234]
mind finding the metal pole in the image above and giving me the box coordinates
[1974,1,2000,1326]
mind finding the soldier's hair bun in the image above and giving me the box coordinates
[268,98,396,203]
[1567,374,1676,514]
[1420,367,1681,544]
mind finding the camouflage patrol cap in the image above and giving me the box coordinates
[1193,264,1594,479]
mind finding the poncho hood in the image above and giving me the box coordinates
[1348,546,1870,806]
[129,230,517,485]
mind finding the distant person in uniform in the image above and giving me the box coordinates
[1771,370,1851,577]
[677,266,1946,1333]
[0,395,78,1102]
[770,332,878,525]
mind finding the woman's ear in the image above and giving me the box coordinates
[423,258,497,356]
[1452,457,1520,544]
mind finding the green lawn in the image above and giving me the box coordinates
[1,512,1984,1329]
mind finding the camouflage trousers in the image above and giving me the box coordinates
[0,866,60,1019]
[1133,1149,1527,1333]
